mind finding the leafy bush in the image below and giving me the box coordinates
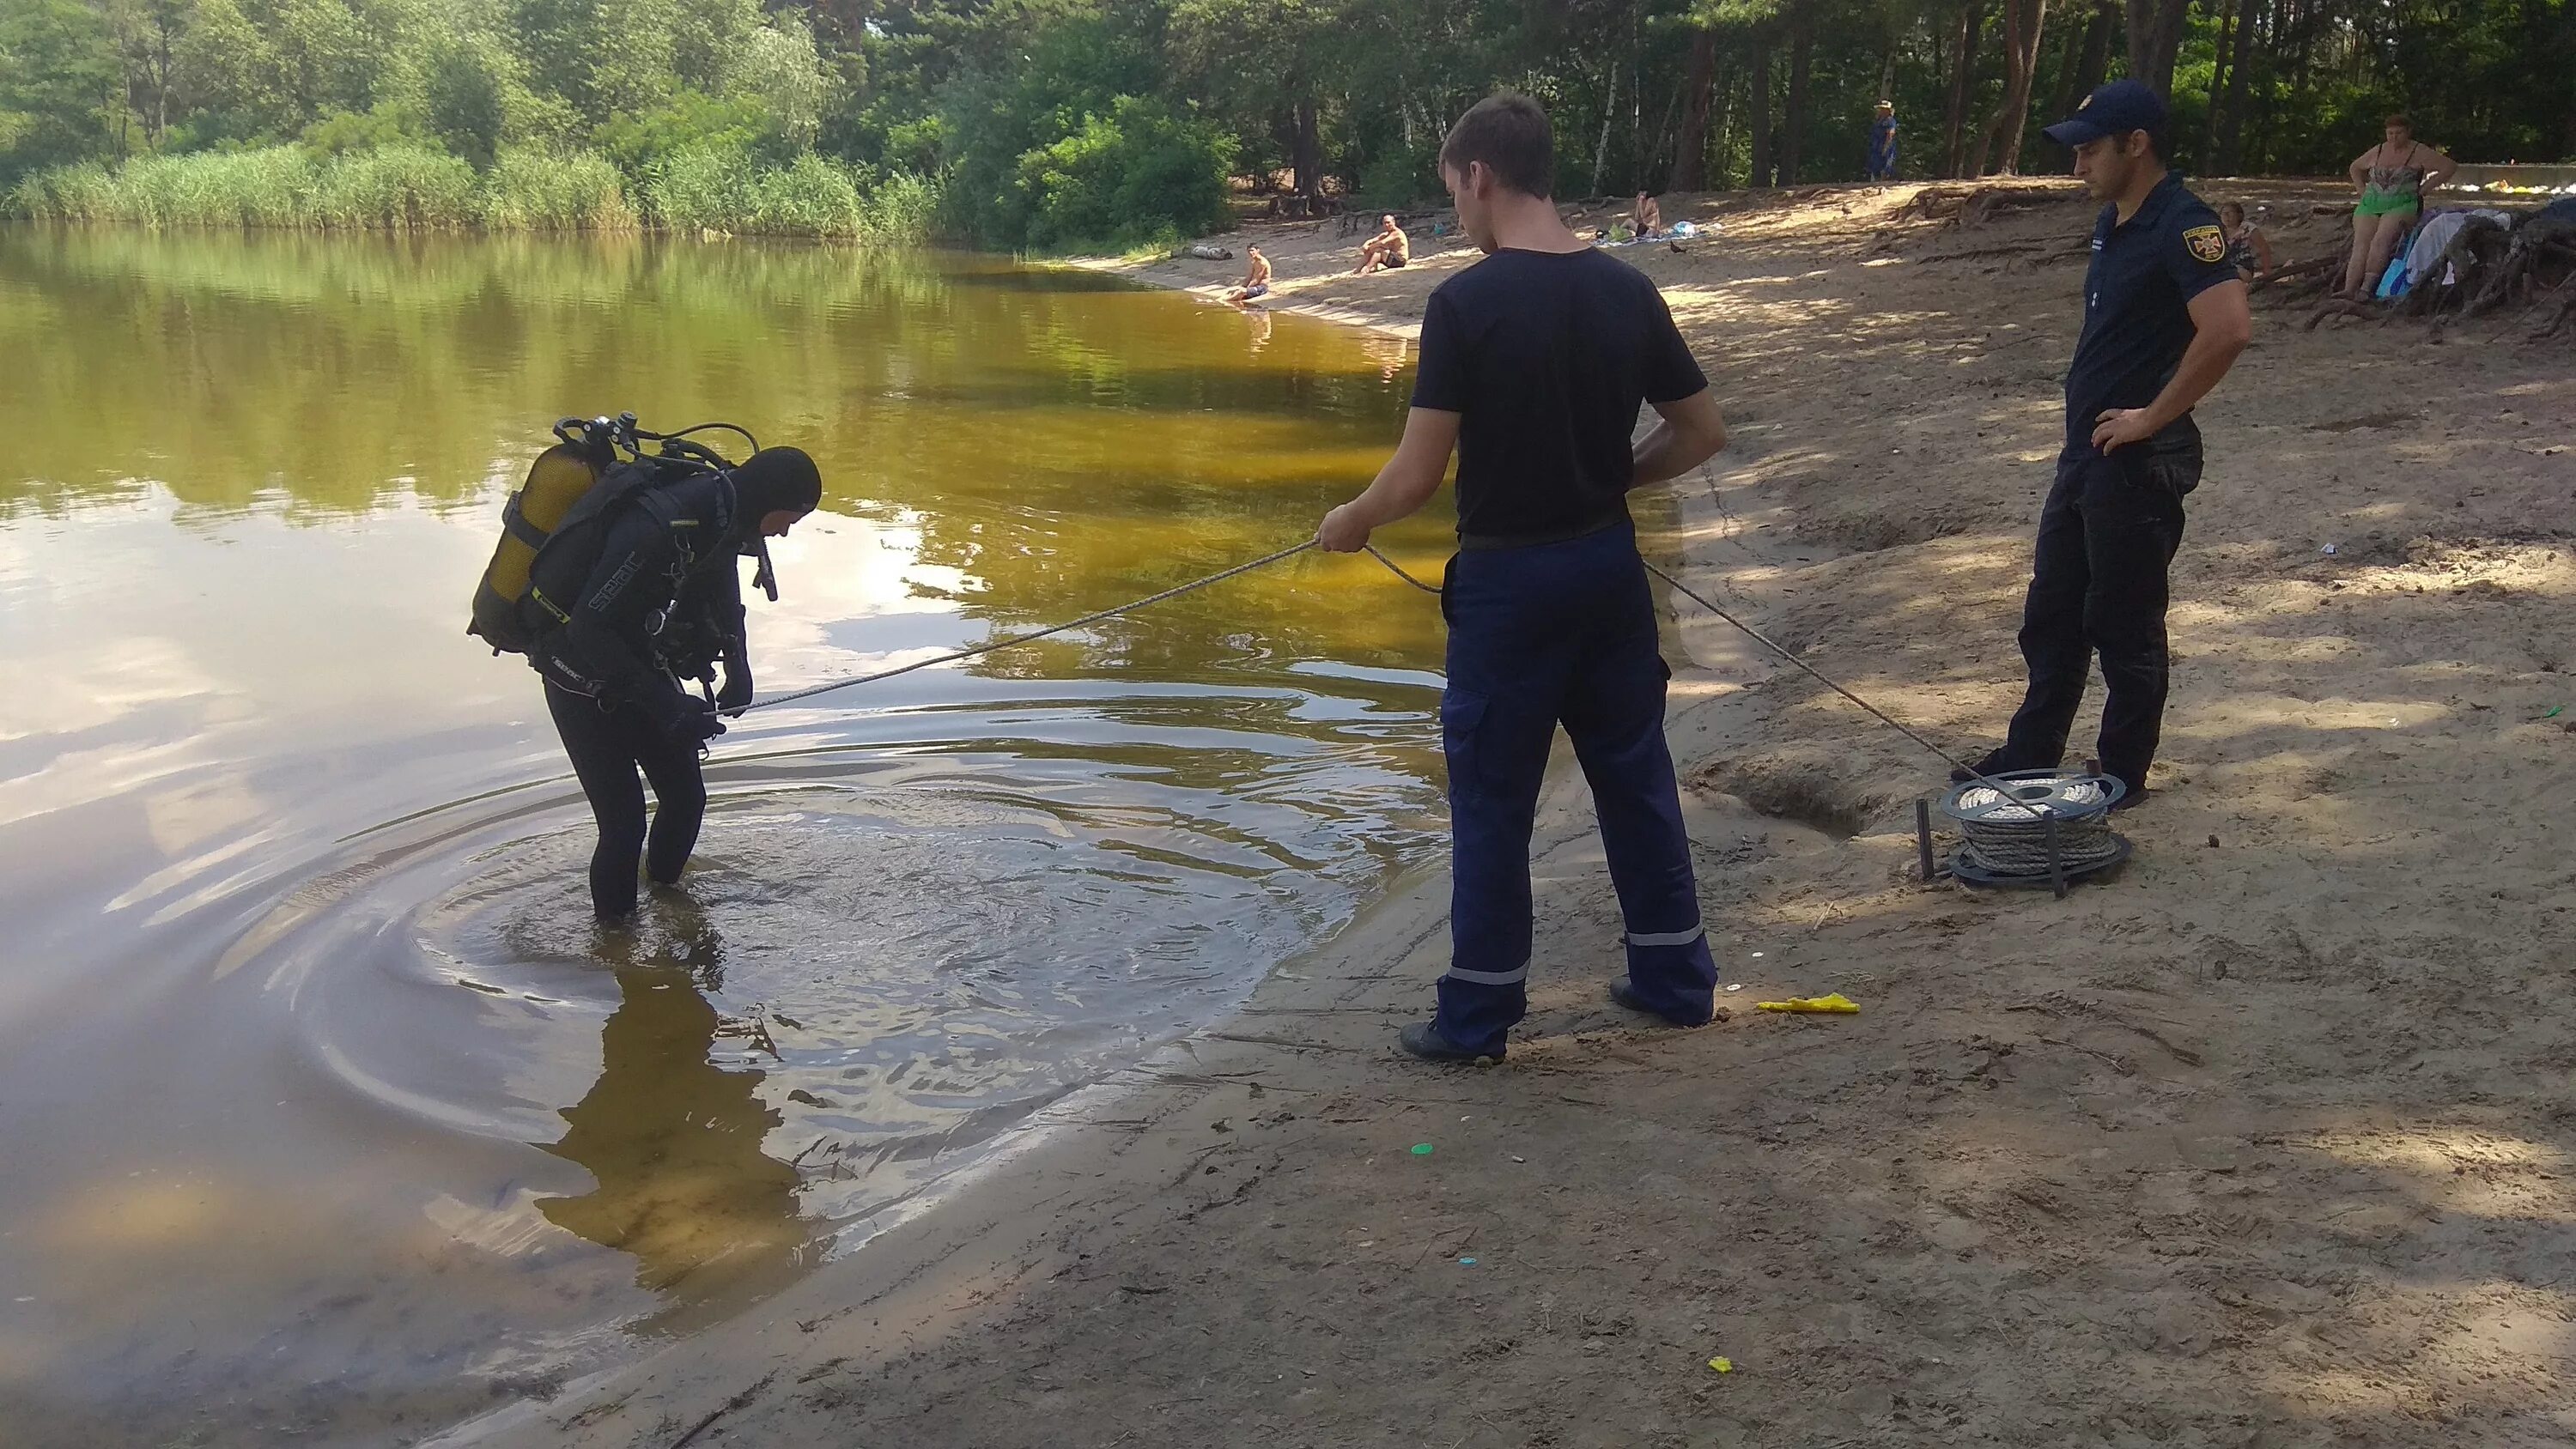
[422,39,513,171]
[1353,141,1441,209]
[301,108,421,158]
[1012,97,1233,252]
[598,90,793,183]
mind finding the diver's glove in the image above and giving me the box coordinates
[717,649,754,716]
[667,694,727,744]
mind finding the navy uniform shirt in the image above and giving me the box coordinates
[2064,171,2234,451]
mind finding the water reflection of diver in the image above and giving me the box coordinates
[469,417,822,918]
[538,901,812,1304]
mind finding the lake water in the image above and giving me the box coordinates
[0,229,1450,1444]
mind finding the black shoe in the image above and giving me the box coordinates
[1608,980,1711,1028]
[1948,749,2020,785]
[1399,1021,1499,1064]
[2109,785,2151,812]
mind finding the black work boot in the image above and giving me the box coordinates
[1398,1021,1499,1064]
[1949,749,2024,785]
[1608,980,1711,1028]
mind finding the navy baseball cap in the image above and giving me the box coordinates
[2043,79,2168,148]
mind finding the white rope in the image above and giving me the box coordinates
[1947,779,2125,876]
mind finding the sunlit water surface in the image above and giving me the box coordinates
[0,229,1450,1443]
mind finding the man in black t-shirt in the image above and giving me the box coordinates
[1315,94,1732,1063]
[1954,82,2251,807]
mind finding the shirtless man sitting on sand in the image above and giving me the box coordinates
[1224,245,1273,304]
[1354,215,1412,275]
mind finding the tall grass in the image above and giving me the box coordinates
[7,145,935,241]
[481,149,638,231]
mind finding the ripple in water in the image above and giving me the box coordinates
[167,706,1441,1420]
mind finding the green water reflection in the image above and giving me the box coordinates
[0,229,1446,673]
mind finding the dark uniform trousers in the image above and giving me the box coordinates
[1436,523,1718,1057]
[2003,427,2202,791]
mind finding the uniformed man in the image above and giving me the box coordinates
[1954,81,2251,808]
[1315,94,1730,1062]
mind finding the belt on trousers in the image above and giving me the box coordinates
[1455,512,1629,553]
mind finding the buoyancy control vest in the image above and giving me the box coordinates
[468,415,775,662]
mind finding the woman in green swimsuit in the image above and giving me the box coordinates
[2341,115,2457,299]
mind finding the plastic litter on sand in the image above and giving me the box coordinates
[1410,1143,1435,1155]
[1458,1258,1479,1266]
[1755,993,1859,1014]
[1708,1357,1734,1373]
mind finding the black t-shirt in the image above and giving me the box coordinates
[1410,247,1707,543]
[2063,171,2235,450]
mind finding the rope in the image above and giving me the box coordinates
[737,531,2065,850]
[1363,543,1443,594]
[1639,559,2052,818]
[1945,779,2124,876]
[741,540,1439,713]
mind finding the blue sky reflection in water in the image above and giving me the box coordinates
[0,230,1450,1443]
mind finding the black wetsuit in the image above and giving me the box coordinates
[528,470,749,918]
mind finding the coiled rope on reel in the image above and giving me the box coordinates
[1938,769,2130,888]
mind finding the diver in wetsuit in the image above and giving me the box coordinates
[526,447,823,918]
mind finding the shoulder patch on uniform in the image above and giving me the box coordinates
[2184,225,2227,264]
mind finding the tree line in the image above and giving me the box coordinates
[3,0,2569,246]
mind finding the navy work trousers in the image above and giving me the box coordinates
[1435,523,1718,1055]
[2001,436,2199,791]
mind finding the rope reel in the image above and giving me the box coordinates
[1930,768,2131,894]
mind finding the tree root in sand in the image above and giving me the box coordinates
[2250,255,2340,299]
[1905,182,2076,230]
[2304,296,2383,330]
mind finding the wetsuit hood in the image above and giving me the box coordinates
[730,447,823,528]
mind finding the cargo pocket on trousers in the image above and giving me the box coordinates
[1440,688,1488,799]
[2148,450,2203,500]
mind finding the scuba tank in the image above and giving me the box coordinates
[467,413,774,657]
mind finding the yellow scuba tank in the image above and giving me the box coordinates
[468,441,604,654]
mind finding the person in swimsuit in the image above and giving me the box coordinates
[1632,191,1663,238]
[2219,201,2274,282]
[1224,245,1273,304]
[2341,115,2456,299]
[1353,215,1412,275]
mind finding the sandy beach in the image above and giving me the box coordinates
[459,183,2576,1448]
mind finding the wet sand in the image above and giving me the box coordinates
[461,185,2576,1447]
